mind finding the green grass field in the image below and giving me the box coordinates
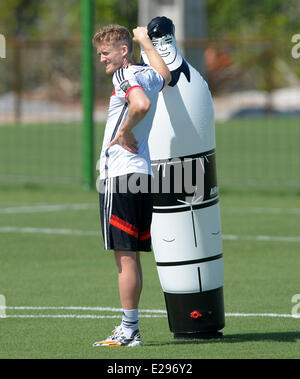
[0,117,300,359]
[1,117,300,189]
[0,185,299,359]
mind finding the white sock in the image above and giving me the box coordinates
[121,309,139,338]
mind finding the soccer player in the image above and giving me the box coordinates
[92,25,171,347]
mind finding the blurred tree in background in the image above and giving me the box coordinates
[0,0,299,100]
[0,0,138,39]
[206,0,300,97]
[0,0,139,101]
[206,0,299,39]
[0,0,42,38]
[1,0,297,40]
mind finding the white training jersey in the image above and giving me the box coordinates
[99,64,164,180]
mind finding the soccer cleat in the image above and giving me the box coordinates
[93,327,143,347]
[92,325,122,346]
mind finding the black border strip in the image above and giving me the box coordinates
[104,102,128,180]
[110,102,128,142]
[153,197,219,213]
[197,267,202,292]
[156,253,223,267]
[151,148,216,165]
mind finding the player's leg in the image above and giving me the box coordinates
[93,174,149,347]
[114,250,142,310]
[93,250,142,347]
[114,250,142,341]
[136,251,143,296]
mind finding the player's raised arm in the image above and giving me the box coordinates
[133,26,171,86]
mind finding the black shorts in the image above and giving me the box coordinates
[99,173,153,252]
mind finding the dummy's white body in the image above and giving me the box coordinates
[142,35,224,334]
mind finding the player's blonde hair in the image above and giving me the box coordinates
[93,24,133,54]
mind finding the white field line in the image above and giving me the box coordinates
[0,226,299,243]
[0,203,97,214]
[0,306,167,319]
[1,203,300,215]
[226,313,299,319]
[2,314,165,319]
[227,207,300,215]
[4,306,167,313]
[0,226,99,236]
[4,314,299,319]
[0,306,299,319]
[223,234,300,243]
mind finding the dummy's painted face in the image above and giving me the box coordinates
[142,33,183,71]
[151,35,178,65]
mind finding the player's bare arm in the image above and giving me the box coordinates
[108,87,150,154]
[133,26,171,86]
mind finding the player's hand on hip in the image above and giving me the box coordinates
[108,130,138,154]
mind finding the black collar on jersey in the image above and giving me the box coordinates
[139,56,190,87]
[168,59,191,87]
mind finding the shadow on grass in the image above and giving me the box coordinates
[147,331,300,347]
